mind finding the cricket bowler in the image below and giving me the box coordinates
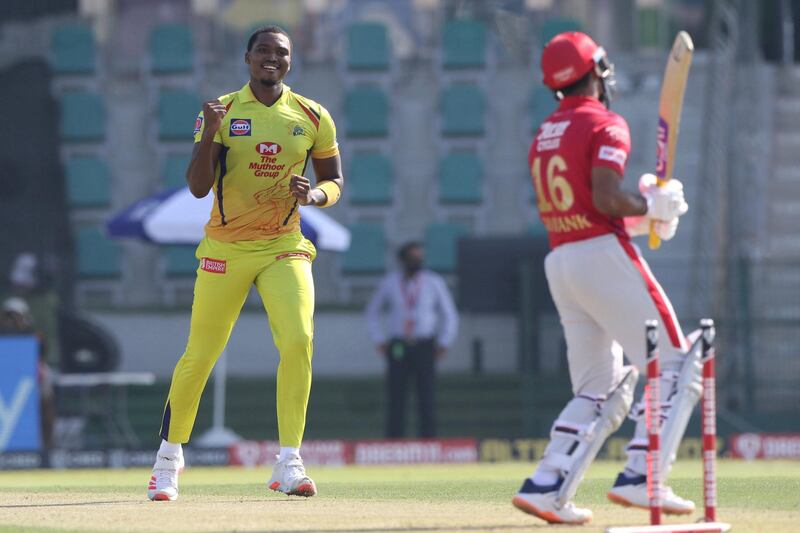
[147,25,343,501]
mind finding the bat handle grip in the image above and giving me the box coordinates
[648,222,662,249]
[647,177,667,250]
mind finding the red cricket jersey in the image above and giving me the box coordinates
[529,95,632,248]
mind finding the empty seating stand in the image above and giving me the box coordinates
[348,152,393,205]
[441,84,484,136]
[60,90,105,141]
[442,19,487,69]
[51,22,96,75]
[347,22,390,71]
[75,226,121,278]
[425,222,469,273]
[532,85,557,132]
[65,156,111,208]
[342,223,386,274]
[540,17,582,46]
[158,89,201,140]
[163,245,198,276]
[345,86,388,138]
[163,153,191,189]
[149,24,195,74]
[439,151,482,204]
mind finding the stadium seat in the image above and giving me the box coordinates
[342,223,386,274]
[347,22,390,71]
[425,222,469,273]
[439,152,482,204]
[51,23,95,74]
[163,153,191,189]
[441,84,484,136]
[60,90,105,141]
[75,226,121,278]
[345,86,388,138]
[638,7,663,48]
[65,156,111,208]
[164,245,198,276]
[348,152,392,205]
[532,85,557,132]
[540,17,582,46]
[442,19,487,69]
[149,23,194,74]
[158,89,201,140]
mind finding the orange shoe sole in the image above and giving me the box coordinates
[512,496,590,525]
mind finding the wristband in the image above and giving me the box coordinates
[315,180,341,208]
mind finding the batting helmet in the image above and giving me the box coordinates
[541,32,609,90]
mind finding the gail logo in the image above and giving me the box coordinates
[0,377,34,452]
[255,141,282,155]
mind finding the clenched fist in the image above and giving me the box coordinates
[289,174,320,206]
[202,99,227,135]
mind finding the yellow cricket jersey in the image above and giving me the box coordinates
[192,83,339,242]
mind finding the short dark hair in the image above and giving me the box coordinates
[247,25,291,52]
[558,70,593,97]
[397,241,423,261]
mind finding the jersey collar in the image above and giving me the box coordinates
[239,82,291,106]
[558,95,604,111]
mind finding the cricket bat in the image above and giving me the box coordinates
[649,31,694,250]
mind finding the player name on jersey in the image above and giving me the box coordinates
[541,213,594,233]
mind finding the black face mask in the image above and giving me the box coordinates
[404,261,423,275]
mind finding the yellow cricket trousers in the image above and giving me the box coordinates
[159,231,316,447]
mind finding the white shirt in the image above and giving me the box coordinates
[365,270,459,347]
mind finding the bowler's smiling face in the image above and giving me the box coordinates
[246,32,291,87]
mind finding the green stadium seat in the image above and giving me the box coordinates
[60,90,105,141]
[163,153,191,189]
[75,226,121,278]
[540,17,582,46]
[345,86,388,138]
[348,152,392,205]
[532,85,557,132]
[638,7,663,48]
[65,156,111,208]
[425,222,469,273]
[439,152,482,204]
[158,89,201,140]
[342,223,386,274]
[164,245,198,276]
[441,84,484,136]
[149,24,194,74]
[442,19,486,69]
[347,22,390,71]
[51,23,95,74]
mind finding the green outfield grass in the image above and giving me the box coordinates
[0,460,798,532]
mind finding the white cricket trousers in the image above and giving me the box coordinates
[544,234,689,476]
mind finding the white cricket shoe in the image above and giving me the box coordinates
[607,473,695,515]
[268,454,317,497]
[147,450,184,502]
[512,478,592,525]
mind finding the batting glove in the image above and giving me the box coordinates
[639,173,689,221]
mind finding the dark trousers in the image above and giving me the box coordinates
[386,338,436,438]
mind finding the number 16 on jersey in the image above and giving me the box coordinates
[649,31,693,250]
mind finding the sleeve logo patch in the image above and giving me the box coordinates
[200,257,227,274]
[193,116,203,135]
[598,145,628,167]
[230,118,252,136]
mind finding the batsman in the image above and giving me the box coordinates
[512,31,701,524]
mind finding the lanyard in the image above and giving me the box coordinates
[401,275,421,338]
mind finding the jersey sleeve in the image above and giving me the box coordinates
[590,115,631,177]
[311,105,339,159]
